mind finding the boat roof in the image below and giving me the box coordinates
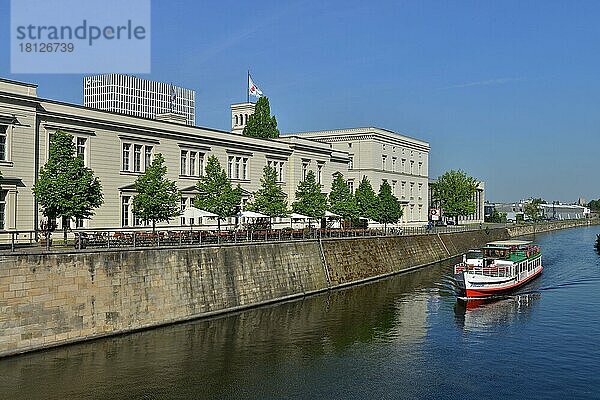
[485,240,532,247]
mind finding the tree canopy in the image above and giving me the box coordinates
[485,207,507,223]
[587,199,600,212]
[354,176,379,221]
[328,172,358,222]
[132,153,181,232]
[292,170,327,219]
[375,180,403,228]
[430,170,478,225]
[524,198,544,221]
[194,155,242,229]
[243,96,280,139]
[33,130,103,235]
[246,165,288,218]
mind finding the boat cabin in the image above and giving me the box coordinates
[481,240,540,262]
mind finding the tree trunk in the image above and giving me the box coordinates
[455,216,459,226]
[62,216,68,243]
[152,220,156,235]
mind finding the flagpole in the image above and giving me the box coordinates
[247,69,250,103]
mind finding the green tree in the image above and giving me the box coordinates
[328,172,358,224]
[354,176,379,221]
[194,155,242,231]
[33,130,103,241]
[242,96,280,139]
[292,170,327,223]
[132,153,181,233]
[485,208,507,223]
[375,180,403,232]
[524,198,544,221]
[587,199,600,213]
[246,165,288,227]
[430,170,478,225]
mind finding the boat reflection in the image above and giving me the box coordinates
[454,292,540,331]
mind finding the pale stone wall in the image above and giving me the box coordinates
[0,241,327,357]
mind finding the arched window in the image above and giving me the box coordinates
[245,114,248,124]
[234,115,238,125]
[240,114,243,125]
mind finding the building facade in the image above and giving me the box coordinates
[0,78,348,232]
[83,74,196,126]
[289,127,430,225]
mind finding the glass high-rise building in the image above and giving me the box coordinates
[83,74,195,126]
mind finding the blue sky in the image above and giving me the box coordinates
[1,0,599,203]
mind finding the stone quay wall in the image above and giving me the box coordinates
[507,218,600,237]
[0,221,597,357]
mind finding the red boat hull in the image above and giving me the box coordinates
[463,267,543,298]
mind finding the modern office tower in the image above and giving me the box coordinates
[83,74,195,126]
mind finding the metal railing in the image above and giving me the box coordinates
[455,263,514,278]
[0,223,504,253]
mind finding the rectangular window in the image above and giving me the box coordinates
[302,161,309,181]
[418,162,423,176]
[199,153,205,176]
[121,196,130,227]
[392,180,397,195]
[76,217,84,228]
[410,182,414,198]
[180,198,187,225]
[122,143,131,171]
[76,137,86,160]
[278,161,284,182]
[317,163,323,184]
[181,150,188,175]
[189,151,196,176]
[235,157,241,179]
[242,157,248,180]
[418,183,423,199]
[410,160,414,174]
[0,190,6,230]
[348,156,353,170]
[347,180,354,193]
[134,145,142,172]
[392,157,397,172]
[145,146,153,170]
[382,155,387,170]
[228,156,234,178]
[401,181,406,199]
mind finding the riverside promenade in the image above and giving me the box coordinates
[0,219,597,357]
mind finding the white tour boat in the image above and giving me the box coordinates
[454,240,543,298]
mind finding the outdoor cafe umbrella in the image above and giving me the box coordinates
[236,211,269,219]
[183,206,218,227]
[289,212,311,228]
[324,211,341,218]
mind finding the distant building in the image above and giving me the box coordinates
[83,74,196,126]
[492,201,589,221]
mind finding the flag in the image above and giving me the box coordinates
[248,75,263,98]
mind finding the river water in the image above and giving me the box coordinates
[1,226,599,399]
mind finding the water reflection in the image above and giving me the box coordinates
[453,292,540,332]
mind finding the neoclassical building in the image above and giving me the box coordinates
[289,128,430,224]
[0,77,430,232]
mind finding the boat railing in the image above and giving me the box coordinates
[454,263,514,278]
